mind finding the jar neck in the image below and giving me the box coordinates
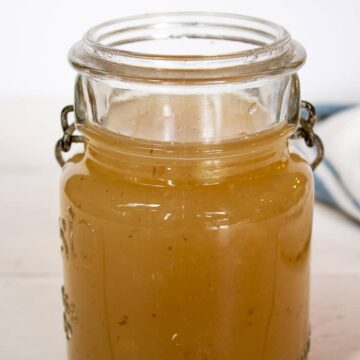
[82,122,294,185]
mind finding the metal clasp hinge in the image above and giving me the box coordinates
[292,100,324,170]
[55,105,85,167]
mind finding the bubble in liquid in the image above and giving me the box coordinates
[171,333,180,345]
[248,103,258,115]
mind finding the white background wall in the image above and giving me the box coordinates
[0,0,359,102]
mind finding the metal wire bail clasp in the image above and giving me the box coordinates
[55,105,85,167]
[292,100,324,170]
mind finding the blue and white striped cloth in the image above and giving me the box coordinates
[314,105,360,223]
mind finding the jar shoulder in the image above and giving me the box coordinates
[60,152,313,225]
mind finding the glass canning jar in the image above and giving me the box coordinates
[56,12,323,360]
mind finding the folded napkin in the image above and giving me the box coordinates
[314,105,360,223]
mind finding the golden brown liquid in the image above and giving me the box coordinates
[60,97,313,360]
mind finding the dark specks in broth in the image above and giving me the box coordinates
[118,315,128,326]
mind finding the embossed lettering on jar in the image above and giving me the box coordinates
[56,12,323,360]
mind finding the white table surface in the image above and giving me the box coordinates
[1,98,359,360]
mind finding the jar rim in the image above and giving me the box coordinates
[85,12,290,61]
[69,12,306,83]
